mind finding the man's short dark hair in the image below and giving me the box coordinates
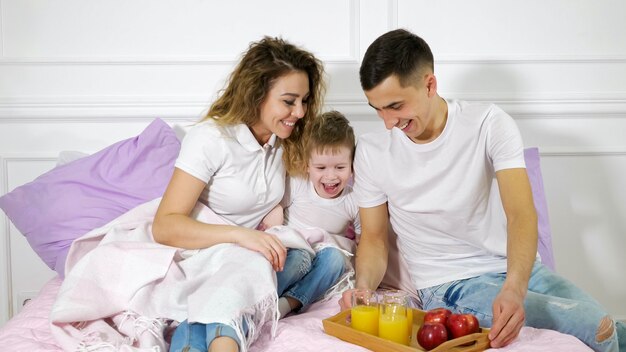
[359,29,434,91]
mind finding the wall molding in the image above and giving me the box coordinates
[2,54,626,66]
[435,54,626,65]
[388,0,398,29]
[349,0,360,63]
[0,214,10,324]
[0,156,59,321]
[1,94,626,122]
[538,147,626,157]
[0,0,4,58]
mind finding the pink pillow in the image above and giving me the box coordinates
[380,147,555,295]
[0,119,180,277]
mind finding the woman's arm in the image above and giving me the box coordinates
[153,168,286,271]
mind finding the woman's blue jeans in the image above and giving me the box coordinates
[169,249,306,352]
[169,320,245,352]
[277,247,346,311]
[417,261,625,352]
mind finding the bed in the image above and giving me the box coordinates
[0,274,594,352]
[0,118,593,351]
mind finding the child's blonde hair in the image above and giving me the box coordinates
[305,110,355,163]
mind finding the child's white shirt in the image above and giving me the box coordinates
[283,176,360,238]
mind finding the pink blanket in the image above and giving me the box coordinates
[0,277,593,352]
[45,198,356,352]
[51,198,280,352]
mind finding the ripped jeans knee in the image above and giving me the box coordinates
[596,315,615,343]
[275,248,312,296]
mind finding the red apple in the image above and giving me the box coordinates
[446,313,480,339]
[417,322,448,351]
[423,307,452,325]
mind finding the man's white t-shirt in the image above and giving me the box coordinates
[354,99,526,290]
[282,176,361,238]
[175,119,285,229]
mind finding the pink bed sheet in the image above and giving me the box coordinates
[0,277,592,352]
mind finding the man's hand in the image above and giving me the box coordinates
[488,287,526,348]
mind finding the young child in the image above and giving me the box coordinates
[262,110,361,318]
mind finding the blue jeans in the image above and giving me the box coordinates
[169,248,312,352]
[276,248,313,296]
[279,247,346,311]
[169,320,247,352]
[417,262,625,352]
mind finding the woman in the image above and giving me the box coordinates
[152,36,325,352]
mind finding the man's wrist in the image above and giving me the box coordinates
[502,278,528,298]
[355,279,376,291]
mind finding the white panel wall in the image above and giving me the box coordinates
[1,0,625,327]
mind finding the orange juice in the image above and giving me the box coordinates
[351,305,379,335]
[406,307,414,337]
[379,312,409,345]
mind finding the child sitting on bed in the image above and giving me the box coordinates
[260,110,361,318]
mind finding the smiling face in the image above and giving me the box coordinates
[365,74,446,144]
[307,146,353,199]
[251,70,310,144]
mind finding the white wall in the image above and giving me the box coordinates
[1,0,625,325]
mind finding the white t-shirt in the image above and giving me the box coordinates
[175,119,285,229]
[354,99,526,289]
[283,176,361,238]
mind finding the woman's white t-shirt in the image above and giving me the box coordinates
[354,99,526,289]
[175,119,285,229]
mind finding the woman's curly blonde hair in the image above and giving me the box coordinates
[203,36,326,176]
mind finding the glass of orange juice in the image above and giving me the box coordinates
[378,290,410,345]
[350,289,379,335]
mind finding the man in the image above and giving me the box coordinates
[342,28,624,351]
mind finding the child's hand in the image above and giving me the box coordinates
[258,204,284,231]
[338,289,356,311]
[257,222,269,232]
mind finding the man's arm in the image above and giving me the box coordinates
[339,203,390,310]
[489,168,538,347]
[355,203,391,290]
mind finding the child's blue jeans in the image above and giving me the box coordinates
[278,246,346,310]
[417,261,624,352]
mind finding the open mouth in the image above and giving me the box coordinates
[398,120,410,130]
[322,182,340,194]
[282,120,296,127]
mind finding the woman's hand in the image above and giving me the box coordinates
[235,229,287,272]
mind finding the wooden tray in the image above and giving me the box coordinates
[323,308,491,352]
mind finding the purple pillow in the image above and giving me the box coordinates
[524,147,555,271]
[0,118,180,277]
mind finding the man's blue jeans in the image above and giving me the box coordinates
[278,247,346,310]
[169,248,322,352]
[417,261,624,352]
